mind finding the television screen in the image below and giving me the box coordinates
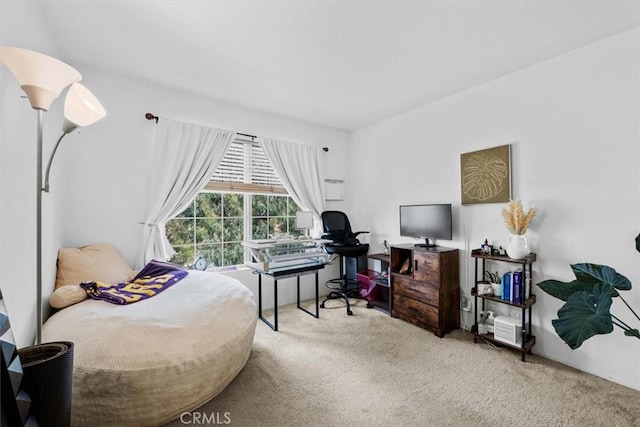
[399,204,452,247]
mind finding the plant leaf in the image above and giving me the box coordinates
[537,279,593,302]
[551,284,613,349]
[570,263,632,291]
[624,329,640,338]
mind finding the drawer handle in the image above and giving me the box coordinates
[408,306,421,314]
[408,287,421,293]
[414,259,418,271]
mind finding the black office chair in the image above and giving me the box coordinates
[320,211,373,315]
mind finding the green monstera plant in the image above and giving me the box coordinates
[537,234,640,349]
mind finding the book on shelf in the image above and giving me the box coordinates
[502,272,512,301]
[513,269,523,304]
[500,270,525,304]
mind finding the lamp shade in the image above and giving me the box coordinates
[62,83,106,134]
[0,46,81,110]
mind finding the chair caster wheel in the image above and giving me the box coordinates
[320,303,325,308]
[347,310,353,316]
[366,303,374,309]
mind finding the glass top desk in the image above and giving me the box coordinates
[244,239,330,331]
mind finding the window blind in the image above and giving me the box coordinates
[208,139,286,194]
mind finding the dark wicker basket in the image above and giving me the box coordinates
[18,341,74,427]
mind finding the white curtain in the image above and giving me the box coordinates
[136,119,235,268]
[260,137,326,233]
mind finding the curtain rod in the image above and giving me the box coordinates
[144,112,329,152]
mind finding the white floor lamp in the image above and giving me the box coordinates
[0,47,106,345]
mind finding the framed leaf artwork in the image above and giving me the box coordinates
[460,144,511,205]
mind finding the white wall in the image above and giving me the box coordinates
[57,67,350,258]
[0,2,68,348]
[349,29,640,390]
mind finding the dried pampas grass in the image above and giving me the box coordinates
[502,200,536,235]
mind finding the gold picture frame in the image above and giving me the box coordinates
[460,144,511,205]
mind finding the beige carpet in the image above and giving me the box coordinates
[167,299,640,426]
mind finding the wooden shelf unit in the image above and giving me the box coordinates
[364,253,390,314]
[471,249,537,361]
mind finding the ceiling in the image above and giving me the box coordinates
[34,1,640,131]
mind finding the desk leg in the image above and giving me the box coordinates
[273,279,278,331]
[258,273,262,316]
[296,271,319,319]
[258,274,278,331]
[315,271,319,316]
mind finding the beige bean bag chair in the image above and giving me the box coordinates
[43,244,257,426]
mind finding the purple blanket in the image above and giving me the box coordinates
[80,260,189,305]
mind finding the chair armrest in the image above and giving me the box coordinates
[352,231,370,238]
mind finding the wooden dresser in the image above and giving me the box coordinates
[390,244,459,337]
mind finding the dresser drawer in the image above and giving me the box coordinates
[392,294,439,331]
[393,275,439,307]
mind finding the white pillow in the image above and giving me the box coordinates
[50,284,88,309]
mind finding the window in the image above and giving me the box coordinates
[251,194,302,240]
[166,193,245,268]
[165,137,303,269]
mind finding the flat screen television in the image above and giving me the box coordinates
[399,203,452,247]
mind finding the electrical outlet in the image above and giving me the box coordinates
[460,296,472,312]
[509,309,521,320]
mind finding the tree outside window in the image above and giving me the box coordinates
[166,192,302,269]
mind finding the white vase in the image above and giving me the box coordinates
[506,234,530,259]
